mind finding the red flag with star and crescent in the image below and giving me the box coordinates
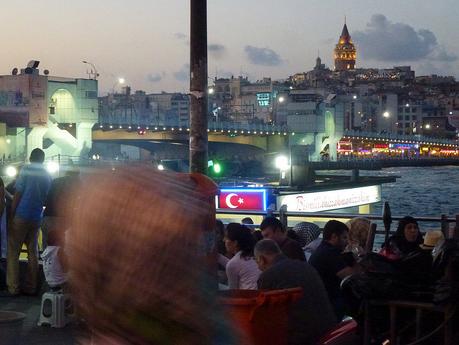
[218,190,266,211]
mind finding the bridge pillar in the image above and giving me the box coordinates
[77,122,95,157]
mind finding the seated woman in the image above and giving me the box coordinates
[381,216,423,259]
[223,223,261,290]
[345,217,371,257]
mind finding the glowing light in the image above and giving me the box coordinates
[383,111,390,118]
[425,124,431,129]
[46,161,60,174]
[5,166,17,178]
[6,138,11,144]
[278,96,285,103]
[118,77,125,85]
[275,155,290,171]
[157,164,165,171]
[213,163,222,174]
[208,87,215,95]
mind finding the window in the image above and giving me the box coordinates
[405,123,410,128]
[412,107,417,113]
[85,91,97,99]
[398,107,403,113]
[412,116,417,120]
[398,115,403,120]
[405,116,410,120]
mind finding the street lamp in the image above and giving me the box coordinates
[82,61,99,80]
[383,111,390,118]
[278,96,285,103]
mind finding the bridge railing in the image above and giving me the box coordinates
[97,115,287,133]
[344,130,457,146]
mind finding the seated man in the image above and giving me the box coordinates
[260,217,305,261]
[255,239,337,345]
[41,229,67,291]
[309,220,357,320]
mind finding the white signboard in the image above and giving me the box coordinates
[277,185,381,213]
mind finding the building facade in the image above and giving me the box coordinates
[0,61,98,160]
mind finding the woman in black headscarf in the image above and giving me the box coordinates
[382,216,423,258]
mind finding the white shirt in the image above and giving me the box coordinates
[41,246,67,287]
[225,251,261,290]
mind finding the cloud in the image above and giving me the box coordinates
[173,64,190,82]
[353,14,457,63]
[244,45,283,66]
[146,72,165,83]
[208,43,226,59]
[429,46,458,62]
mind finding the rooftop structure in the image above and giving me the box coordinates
[334,21,357,72]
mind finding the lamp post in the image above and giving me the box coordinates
[82,61,99,80]
[190,0,208,175]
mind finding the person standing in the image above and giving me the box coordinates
[42,165,80,249]
[4,148,52,296]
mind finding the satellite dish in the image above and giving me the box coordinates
[12,68,18,75]
[27,60,40,69]
[44,69,50,75]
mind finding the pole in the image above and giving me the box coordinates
[383,201,392,244]
[190,0,208,175]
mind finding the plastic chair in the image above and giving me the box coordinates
[317,319,359,345]
[37,291,73,328]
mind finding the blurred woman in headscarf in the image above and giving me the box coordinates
[67,166,234,345]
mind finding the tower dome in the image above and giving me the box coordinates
[334,21,356,71]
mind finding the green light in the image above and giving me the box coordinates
[213,163,222,174]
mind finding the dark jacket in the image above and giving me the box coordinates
[258,255,337,345]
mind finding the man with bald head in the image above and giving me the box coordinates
[255,239,336,345]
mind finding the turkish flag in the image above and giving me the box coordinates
[218,190,266,211]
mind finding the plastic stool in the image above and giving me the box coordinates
[37,291,73,328]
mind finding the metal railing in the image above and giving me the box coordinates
[216,208,459,240]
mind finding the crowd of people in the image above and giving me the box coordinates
[216,214,448,344]
[0,148,78,297]
[0,151,453,344]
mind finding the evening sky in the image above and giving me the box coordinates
[0,0,457,93]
